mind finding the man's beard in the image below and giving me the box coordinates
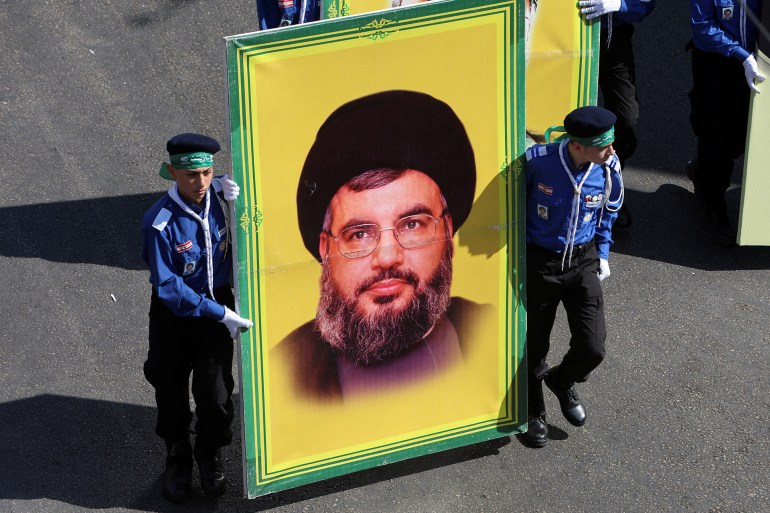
[315,243,453,366]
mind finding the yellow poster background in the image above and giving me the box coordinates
[323,0,597,134]
[229,4,521,479]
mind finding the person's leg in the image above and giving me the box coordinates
[522,247,563,446]
[599,24,640,230]
[688,47,750,246]
[599,25,639,166]
[546,249,606,426]
[525,248,564,384]
[144,293,194,502]
[191,324,234,452]
[557,256,607,383]
[191,287,235,497]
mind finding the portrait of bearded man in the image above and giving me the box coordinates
[272,90,495,401]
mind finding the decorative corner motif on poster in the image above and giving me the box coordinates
[500,156,512,183]
[327,0,351,19]
[359,18,399,40]
[240,207,263,232]
[513,155,527,181]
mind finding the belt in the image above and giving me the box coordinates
[527,240,595,260]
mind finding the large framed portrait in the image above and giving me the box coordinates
[226,0,526,497]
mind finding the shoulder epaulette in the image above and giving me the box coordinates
[152,208,172,231]
[525,144,555,162]
[606,154,622,173]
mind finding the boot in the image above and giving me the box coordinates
[195,442,227,498]
[163,438,193,503]
[545,365,587,427]
[521,379,548,448]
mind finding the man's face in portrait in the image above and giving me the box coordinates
[316,169,455,365]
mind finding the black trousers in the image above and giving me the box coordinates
[144,287,235,451]
[599,24,640,167]
[526,243,607,413]
[689,47,750,208]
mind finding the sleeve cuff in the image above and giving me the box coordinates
[201,300,226,321]
[597,243,611,261]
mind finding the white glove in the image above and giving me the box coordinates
[578,0,621,20]
[743,55,766,94]
[597,259,611,282]
[219,175,240,201]
[220,306,253,338]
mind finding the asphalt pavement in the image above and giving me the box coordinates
[1,1,769,512]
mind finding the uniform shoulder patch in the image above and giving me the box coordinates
[525,144,554,162]
[605,154,622,173]
[152,208,172,231]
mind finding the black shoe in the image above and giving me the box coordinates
[163,440,193,503]
[195,446,227,498]
[522,414,548,448]
[613,204,633,231]
[698,208,737,247]
[545,369,587,427]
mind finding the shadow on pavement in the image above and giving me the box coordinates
[0,193,159,271]
[0,394,166,509]
[0,393,512,511]
[612,184,770,270]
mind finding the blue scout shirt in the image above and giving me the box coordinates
[691,0,760,62]
[525,141,622,261]
[141,178,232,320]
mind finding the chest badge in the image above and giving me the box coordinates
[176,240,193,253]
[722,7,733,20]
[537,204,549,220]
[537,183,553,195]
[183,261,196,275]
[584,194,603,208]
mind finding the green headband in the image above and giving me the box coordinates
[544,125,615,147]
[159,152,215,180]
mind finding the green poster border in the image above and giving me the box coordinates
[226,0,526,497]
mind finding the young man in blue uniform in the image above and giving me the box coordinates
[688,0,764,246]
[578,0,656,230]
[521,106,623,448]
[141,133,253,502]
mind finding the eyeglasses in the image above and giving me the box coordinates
[328,213,446,259]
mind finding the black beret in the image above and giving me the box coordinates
[563,106,617,139]
[166,133,221,156]
[297,90,476,262]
